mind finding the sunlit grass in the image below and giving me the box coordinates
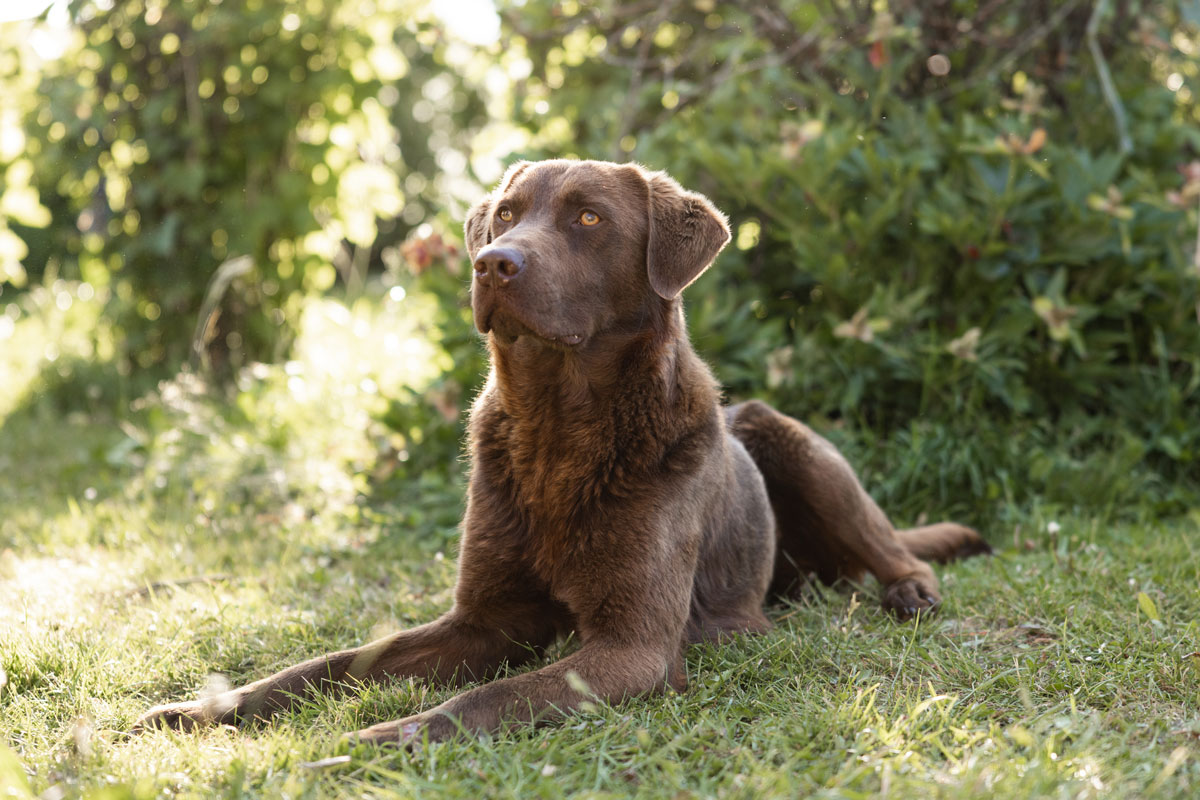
[2,286,1199,799]
[0,280,111,419]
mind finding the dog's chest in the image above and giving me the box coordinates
[505,420,622,518]
[477,413,661,560]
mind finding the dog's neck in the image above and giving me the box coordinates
[487,299,695,422]
[475,297,720,523]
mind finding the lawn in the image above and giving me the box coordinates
[2,288,1198,799]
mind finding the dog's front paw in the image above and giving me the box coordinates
[882,577,941,621]
[132,701,214,733]
[349,712,457,748]
[132,688,245,733]
[350,719,419,748]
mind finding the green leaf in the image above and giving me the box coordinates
[0,744,34,800]
[1136,591,1160,621]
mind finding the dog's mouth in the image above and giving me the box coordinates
[478,307,585,349]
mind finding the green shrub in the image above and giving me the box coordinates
[501,0,1200,516]
[5,0,1199,524]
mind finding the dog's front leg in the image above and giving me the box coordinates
[134,610,550,732]
[353,639,683,745]
[353,529,697,746]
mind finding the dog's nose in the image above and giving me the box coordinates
[473,246,525,287]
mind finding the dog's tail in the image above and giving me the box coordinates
[896,523,992,563]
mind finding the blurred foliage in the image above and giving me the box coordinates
[0,272,470,547]
[0,19,52,289]
[2,0,487,375]
[2,0,1200,524]
[502,0,1200,516]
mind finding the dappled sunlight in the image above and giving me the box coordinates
[0,549,130,636]
[291,290,448,402]
[0,280,111,422]
[1,1,1198,797]
[128,283,460,524]
[804,677,1125,796]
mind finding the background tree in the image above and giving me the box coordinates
[13,0,488,376]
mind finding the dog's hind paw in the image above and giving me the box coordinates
[882,577,941,621]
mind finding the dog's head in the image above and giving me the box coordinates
[464,160,730,349]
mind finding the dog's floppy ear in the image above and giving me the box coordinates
[464,160,532,261]
[645,170,731,299]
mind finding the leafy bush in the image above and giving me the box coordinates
[8,0,487,373]
[501,0,1200,516]
[4,0,1199,524]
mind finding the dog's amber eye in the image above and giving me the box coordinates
[579,210,600,226]
[497,207,513,222]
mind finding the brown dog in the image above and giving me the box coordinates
[136,160,989,744]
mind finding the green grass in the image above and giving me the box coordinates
[2,289,1199,799]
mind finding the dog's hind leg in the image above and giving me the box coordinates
[897,523,992,563]
[727,401,988,619]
